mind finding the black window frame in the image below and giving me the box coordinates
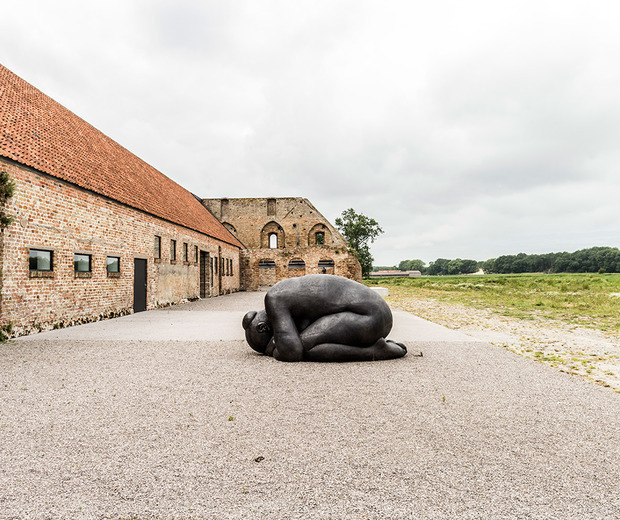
[106,256,121,273]
[74,253,92,273]
[170,239,177,262]
[29,248,53,272]
[154,235,161,259]
[183,242,188,262]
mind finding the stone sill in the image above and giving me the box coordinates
[74,272,92,279]
[29,270,54,279]
[107,272,121,279]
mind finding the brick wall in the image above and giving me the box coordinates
[0,160,240,336]
[203,197,362,290]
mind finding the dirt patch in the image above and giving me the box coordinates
[388,294,620,393]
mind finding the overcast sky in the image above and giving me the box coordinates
[2,1,619,265]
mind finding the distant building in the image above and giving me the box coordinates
[202,197,362,291]
[369,270,422,278]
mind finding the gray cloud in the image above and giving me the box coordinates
[2,0,619,265]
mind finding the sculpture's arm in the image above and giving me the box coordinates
[265,295,304,362]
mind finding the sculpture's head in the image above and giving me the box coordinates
[242,309,273,354]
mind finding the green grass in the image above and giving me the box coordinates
[365,273,620,333]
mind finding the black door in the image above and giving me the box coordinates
[199,251,209,298]
[133,258,147,312]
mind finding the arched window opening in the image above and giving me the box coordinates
[288,259,306,269]
[309,223,331,246]
[223,222,237,236]
[259,259,276,269]
[261,221,285,249]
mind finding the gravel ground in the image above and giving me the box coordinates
[1,292,619,519]
[388,294,620,393]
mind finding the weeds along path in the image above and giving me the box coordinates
[386,290,620,393]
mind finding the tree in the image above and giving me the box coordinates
[335,208,384,277]
[398,259,426,272]
[0,170,15,228]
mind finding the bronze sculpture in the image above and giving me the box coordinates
[243,274,407,362]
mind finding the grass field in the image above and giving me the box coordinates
[365,273,620,333]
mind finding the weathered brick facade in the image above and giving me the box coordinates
[0,159,240,336]
[0,64,243,337]
[202,197,362,291]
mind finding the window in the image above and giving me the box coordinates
[74,253,91,272]
[107,256,120,273]
[170,239,177,262]
[315,232,325,245]
[183,242,188,262]
[154,236,161,259]
[269,233,278,249]
[259,259,276,269]
[227,258,230,276]
[194,245,198,263]
[214,257,218,274]
[29,249,53,271]
[230,259,234,276]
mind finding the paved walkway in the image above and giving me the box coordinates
[2,292,619,519]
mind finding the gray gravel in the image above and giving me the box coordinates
[1,292,619,519]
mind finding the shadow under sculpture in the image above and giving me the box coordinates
[243,274,407,362]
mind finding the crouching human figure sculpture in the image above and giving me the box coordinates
[242,274,407,362]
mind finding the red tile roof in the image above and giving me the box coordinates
[0,64,242,248]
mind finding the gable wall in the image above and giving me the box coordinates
[203,197,362,291]
[0,160,239,336]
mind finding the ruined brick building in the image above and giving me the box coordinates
[0,64,360,336]
[202,198,362,291]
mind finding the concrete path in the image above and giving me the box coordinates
[2,292,619,519]
[17,292,478,344]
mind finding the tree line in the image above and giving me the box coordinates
[482,247,620,274]
[375,247,620,275]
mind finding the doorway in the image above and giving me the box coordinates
[199,251,210,298]
[133,258,147,312]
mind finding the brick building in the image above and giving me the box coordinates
[0,64,243,336]
[202,197,362,291]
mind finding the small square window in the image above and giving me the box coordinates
[107,256,120,273]
[154,236,161,259]
[74,253,92,273]
[170,239,177,262]
[29,249,53,271]
[183,243,188,262]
